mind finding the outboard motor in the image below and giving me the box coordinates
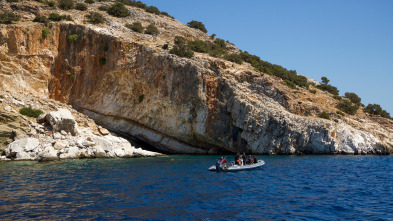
[215,161,221,172]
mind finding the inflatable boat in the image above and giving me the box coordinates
[208,160,265,172]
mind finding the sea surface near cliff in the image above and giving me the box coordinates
[1,155,392,220]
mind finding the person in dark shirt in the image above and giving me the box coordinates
[253,155,258,163]
[235,152,240,162]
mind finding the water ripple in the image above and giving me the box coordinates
[1,156,393,220]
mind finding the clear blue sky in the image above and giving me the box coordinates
[143,0,393,114]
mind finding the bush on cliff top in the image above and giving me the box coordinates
[344,92,362,106]
[145,6,160,15]
[187,20,207,33]
[364,104,392,119]
[107,2,130,17]
[119,0,146,9]
[316,84,339,96]
[19,107,44,118]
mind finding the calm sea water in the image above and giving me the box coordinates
[1,155,392,220]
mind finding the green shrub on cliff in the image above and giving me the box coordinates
[67,34,78,43]
[337,100,358,115]
[284,80,297,89]
[19,107,43,118]
[321,77,330,85]
[333,95,342,100]
[42,28,50,38]
[120,0,174,18]
[0,12,20,24]
[316,84,339,96]
[169,44,194,58]
[6,0,19,2]
[33,15,49,24]
[207,46,227,58]
[46,1,56,8]
[238,51,309,89]
[187,20,207,33]
[48,13,62,21]
[364,104,392,119]
[85,0,95,4]
[213,38,227,49]
[58,0,75,10]
[224,53,243,64]
[48,13,73,22]
[98,5,109,11]
[85,12,105,24]
[126,22,143,33]
[318,111,330,120]
[123,0,146,9]
[145,6,160,15]
[70,74,76,82]
[174,36,186,45]
[107,3,130,17]
[145,24,159,35]
[160,11,174,19]
[344,92,361,106]
[75,3,88,11]
[187,40,209,53]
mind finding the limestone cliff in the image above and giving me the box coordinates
[1,0,392,155]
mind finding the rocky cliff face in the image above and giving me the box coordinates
[1,0,392,155]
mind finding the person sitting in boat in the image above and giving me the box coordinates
[253,155,258,163]
[218,157,227,165]
[247,155,254,164]
[235,157,242,166]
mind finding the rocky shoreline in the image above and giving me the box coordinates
[0,92,163,162]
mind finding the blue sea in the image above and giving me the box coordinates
[1,155,392,220]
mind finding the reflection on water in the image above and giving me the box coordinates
[1,155,393,220]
